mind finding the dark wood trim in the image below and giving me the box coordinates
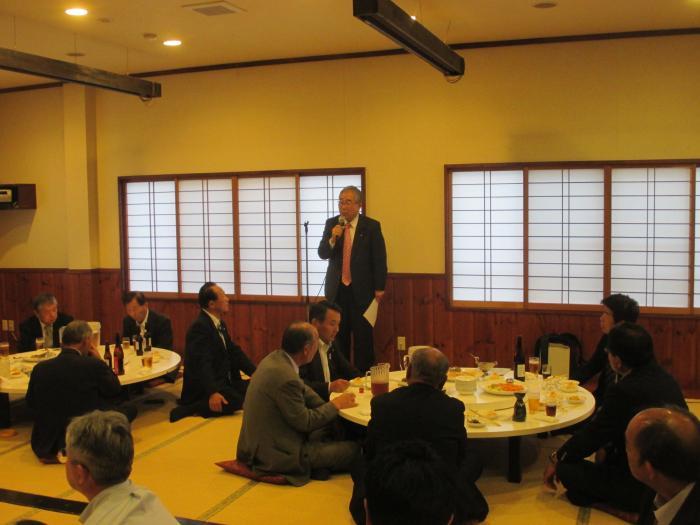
[0,81,62,94]
[447,160,700,171]
[117,167,365,184]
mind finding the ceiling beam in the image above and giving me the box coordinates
[0,47,161,99]
[353,0,464,77]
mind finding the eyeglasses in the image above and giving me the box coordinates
[338,199,357,206]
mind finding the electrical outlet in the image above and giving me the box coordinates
[397,336,406,352]
[1,320,7,331]
[8,320,14,331]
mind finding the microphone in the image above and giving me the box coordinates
[338,216,347,227]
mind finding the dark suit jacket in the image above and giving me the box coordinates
[19,312,73,352]
[180,310,256,405]
[318,214,387,311]
[299,340,360,400]
[572,334,617,404]
[122,308,173,350]
[638,484,700,525]
[25,348,122,459]
[558,362,687,468]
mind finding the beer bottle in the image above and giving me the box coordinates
[103,342,112,369]
[113,333,125,376]
[135,334,144,356]
[513,335,526,382]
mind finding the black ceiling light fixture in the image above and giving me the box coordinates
[353,0,464,78]
[0,47,161,99]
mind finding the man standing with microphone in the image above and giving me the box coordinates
[318,186,387,373]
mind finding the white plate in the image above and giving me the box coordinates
[558,385,579,393]
[567,394,585,404]
[446,368,482,381]
[481,381,526,396]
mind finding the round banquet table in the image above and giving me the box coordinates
[336,369,595,482]
[0,347,181,395]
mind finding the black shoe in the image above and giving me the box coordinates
[310,468,331,481]
[169,404,195,423]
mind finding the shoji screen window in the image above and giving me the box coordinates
[124,181,178,292]
[178,178,234,294]
[451,170,524,303]
[299,174,362,298]
[611,167,691,307]
[238,176,298,296]
[528,169,604,305]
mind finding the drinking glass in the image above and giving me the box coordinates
[541,363,552,379]
[142,354,153,369]
[0,341,9,357]
[528,356,541,375]
[122,337,131,351]
[35,337,45,350]
[545,399,558,417]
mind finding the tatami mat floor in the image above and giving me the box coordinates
[1,384,698,525]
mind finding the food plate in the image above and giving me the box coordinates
[349,377,365,388]
[447,367,482,381]
[558,385,579,393]
[481,381,526,396]
[20,350,57,363]
[567,394,585,404]
[466,418,485,428]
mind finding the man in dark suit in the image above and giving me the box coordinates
[300,300,360,401]
[121,291,173,350]
[350,347,488,525]
[19,293,73,352]
[26,320,133,463]
[627,407,699,525]
[544,322,687,514]
[170,282,256,422]
[318,186,387,373]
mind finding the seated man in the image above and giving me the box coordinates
[121,291,173,350]
[19,293,73,352]
[364,440,456,525]
[626,406,700,525]
[26,320,135,463]
[544,322,687,514]
[350,347,488,525]
[170,282,256,422]
[572,293,640,404]
[300,300,360,401]
[65,410,178,524]
[236,321,359,485]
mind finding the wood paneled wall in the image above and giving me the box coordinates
[1,269,698,397]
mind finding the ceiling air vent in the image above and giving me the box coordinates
[182,1,244,16]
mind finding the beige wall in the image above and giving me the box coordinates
[1,35,699,272]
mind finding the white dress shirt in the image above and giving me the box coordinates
[653,482,696,525]
[329,214,358,248]
[79,480,178,525]
[318,339,331,384]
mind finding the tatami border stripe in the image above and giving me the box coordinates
[197,480,258,521]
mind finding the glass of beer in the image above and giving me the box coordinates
[526,380,541,412]
[122,337,131,351]
[541,363,552,379]
[35,337,45,350]
[545,399,557,417]
[528,356,541,375]
[142,354,153,369]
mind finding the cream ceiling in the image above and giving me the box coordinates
[0,0,698,90]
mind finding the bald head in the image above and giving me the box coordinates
[626,406,700,484]
[408,347,449,389]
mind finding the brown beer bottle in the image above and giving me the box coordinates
[513,335,525,382]
[113,333,125,375]
[103,343,112,369]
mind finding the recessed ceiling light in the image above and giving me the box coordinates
[65,8,88,16]
[163,39,182,47]
[532,1,557,8]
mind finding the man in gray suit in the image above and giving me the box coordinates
[236,321,359,486]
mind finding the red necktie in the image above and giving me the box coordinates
[341,223,352,286]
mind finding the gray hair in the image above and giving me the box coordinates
[32,293,57,311]
[66,410,133,486]
[340,185,363,204]
[61,321,92,346]
[411,347,449,388]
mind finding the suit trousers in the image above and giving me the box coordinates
[556,459,647,512]
[305,426,360,473]
[336,283,375,373]
[185,382,248,418]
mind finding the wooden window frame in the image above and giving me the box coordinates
[446,159,700,316]
[119,168,366,303]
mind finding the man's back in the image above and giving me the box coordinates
[80,480,178,525]
[366,383,466,466]
[27,349,121,458]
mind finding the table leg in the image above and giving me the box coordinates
[0,393,10,428]
[507,436,522,483]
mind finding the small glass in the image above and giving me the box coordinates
[0,341,9,357]
[545,399,558,417]
[142,354,153,369]
[541,363,552,379]
[528,356,541,375]
[35,337,45,350]
[526,380,541,412]
[122,337,131,351]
